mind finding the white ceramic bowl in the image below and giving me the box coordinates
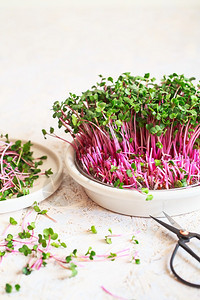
[65,144,200,217]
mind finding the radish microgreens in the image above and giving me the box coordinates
[1,208,139,292]
[0,135,52,201]
[44,73,200,196]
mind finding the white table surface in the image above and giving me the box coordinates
[0,1,200,299]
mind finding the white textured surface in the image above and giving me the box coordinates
[0,1,200,299]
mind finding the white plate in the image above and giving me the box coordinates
[65,144,200,217]
[0,140,63,213]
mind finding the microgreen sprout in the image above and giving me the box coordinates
[65,255,72,263]
[131,235,139,244]
[146,195,153,201]
[105,236,112,244]
[69,263,78,277]
[27,222,35,231]
[22,264,32,275]
[108,228,112,234]
[15,284,21,291]
[90,225,97,234]
[18,230,31,239]
[134,258,140,264]
[107,252,117,261]
[65,249,77,263]
[5,283,12,293]
[33,202,47,215]
[9,217,18,225]
[105,228,113,244]
[51,239,67,248]
[19,245,32,256]
[85,247,96,260]
[33,201,56,223]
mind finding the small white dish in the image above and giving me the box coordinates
[65,144,200,217]
[0,140,63,214]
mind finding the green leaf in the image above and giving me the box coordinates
[60,242,67,248]
[45,168,53,177]
[0,251,5,256]
[135,258,140,264]
[105,236,112,244]
[90,225,97,234]
[42,252,50,260]
[5,234,13,241]
[131,163,137,171]
[18,230,31,239]
[85,246,92,256]
[131,235,139,244]
[51,242,60,248]
[110,165,118,172]
[5,283,12,293]
[107,252,117,260]
[107,76,113,83]
[89,250,96,260]
[69,263,78,277]
[181,178,187,187]
[126,169,133,178]
[154,159,161,166]
[72,249,77,257]
[146,194,153,201]
[156,142,163,149]
[15,284,21,292]
[33,202,41,213]
[22,264,32,275]
[39,155,47,160]
[27,222,35,231]
[33,245,38,251]
[66,255,72,263]
[6,241,14,250]
[50,127,54,134]
[72,114,78,126]
[141,188,149,194]
[19,245,32,256]
[42,129,47,137]
[51,233,58,240]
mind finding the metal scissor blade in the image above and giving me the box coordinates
[162,211,184,231]
[150,215,180,235]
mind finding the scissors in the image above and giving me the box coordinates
[150,212,200,288]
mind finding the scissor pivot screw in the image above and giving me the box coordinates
[179,230,189,236]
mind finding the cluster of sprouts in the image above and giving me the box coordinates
[44,73,200,191]
[0,136,52,200]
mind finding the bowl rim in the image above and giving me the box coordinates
[65,143,200,195]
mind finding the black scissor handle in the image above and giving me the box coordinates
[170,243,200,288]
[189,232,200,240]
[178,239,200,263]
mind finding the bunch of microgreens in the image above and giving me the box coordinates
[1,204,139,294]
[0,134,53,201]
[43,73,200,196]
